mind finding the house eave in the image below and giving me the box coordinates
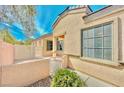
[83,5,124,23]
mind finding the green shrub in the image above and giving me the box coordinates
[51,69,85,87]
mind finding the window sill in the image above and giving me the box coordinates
[80,57,119,66]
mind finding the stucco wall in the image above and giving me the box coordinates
[34,35,53,57]
[0,59,49,87]
[14,45,35,60]
[56,51,63,56]
[67,56,124,86]
[54,6,124,63]
[54,6,124,86]
[0,66,1,86]
[35,46,43,57]
[42,38,53,57]
[0,40,14,65]
[54,12,86,56]
[80,8,124,63]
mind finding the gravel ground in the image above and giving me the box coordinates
[28,77,52,87]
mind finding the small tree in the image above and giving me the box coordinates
[0,29,16,44]
[0,29,32,45]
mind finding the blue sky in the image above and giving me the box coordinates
[0,5,107,41]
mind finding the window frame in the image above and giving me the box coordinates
[57,39,64,51]
[47,40,53,51]
[82,23,112,60]
[81,19,119,66]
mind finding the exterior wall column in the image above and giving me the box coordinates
[53,36,57,57]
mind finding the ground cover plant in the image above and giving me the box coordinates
[51,69,85,87]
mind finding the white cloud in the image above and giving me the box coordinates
[30,36,35,39]
[2,22,11,28]
[36,27,46,35]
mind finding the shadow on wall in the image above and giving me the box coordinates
[0,59,49,87]
[118,18,123,61]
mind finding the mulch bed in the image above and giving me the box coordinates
[28,77,52,87]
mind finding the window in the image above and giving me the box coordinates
[57,40,64,51]
[82,23,112,61]
[47,40,53,51]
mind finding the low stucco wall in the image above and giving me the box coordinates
[14,45,35,60]
[66,55,124,86]
[0,59,49,87]
[35,47,43,57]
[0,66,1,86]
[49,57,62,75]
[0,40,14,65]
[42,50,53,57]
[35,46,53,57]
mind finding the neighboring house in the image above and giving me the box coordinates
[32,33,53,57]
[52,5,124,86]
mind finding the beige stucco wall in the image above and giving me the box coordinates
[14,45,35,60]
[53,6,124,86]
[42,37,53,57]
[54,6,124,63]
[67,56,124,86]
[54,11,86,56]
[0,40,14,65]
[35,46,43,57]
[0,66,1,86]
[34,39,43,57]
[0,59,49,87]
[33,35,53,57]
[56,51,63,56]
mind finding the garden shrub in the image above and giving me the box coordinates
[51,69,85,87]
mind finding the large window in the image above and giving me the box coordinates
[82,23,112,61]
[47,40,53,51]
